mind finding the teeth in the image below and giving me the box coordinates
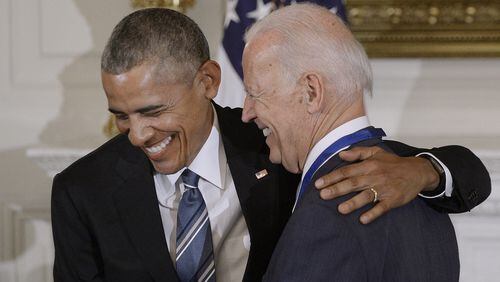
[263,128,271,137]
[146,136,172,154]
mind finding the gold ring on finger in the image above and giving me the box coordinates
[370,187,378,203]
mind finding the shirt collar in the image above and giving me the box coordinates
[301,116,371,183]
[155,106,226,206]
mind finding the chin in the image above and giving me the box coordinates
[268,153,281,165]
[151,160,184,174]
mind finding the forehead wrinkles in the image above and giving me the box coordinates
[246,29,282,67]
[245,32,291,103]
[248,48,282,89]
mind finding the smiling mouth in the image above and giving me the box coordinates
[145,135,173,154]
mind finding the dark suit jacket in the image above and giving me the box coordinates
[51,104,299,282]
[264,138,460,282]
[52,105,489,282]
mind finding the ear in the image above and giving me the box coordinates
[196,60,221,99]
[302,73,324,114]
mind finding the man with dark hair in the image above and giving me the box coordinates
[51,8,489,282]
[101,8,209,83]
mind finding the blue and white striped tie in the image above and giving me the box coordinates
[176,169,216,282]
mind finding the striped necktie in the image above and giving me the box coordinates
[176,169,216,282]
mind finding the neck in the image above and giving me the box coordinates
[298,98,365,171]
[186,103,215,166]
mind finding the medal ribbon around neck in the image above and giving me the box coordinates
[295,127,386,207]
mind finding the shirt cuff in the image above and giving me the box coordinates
[416,152,453,198]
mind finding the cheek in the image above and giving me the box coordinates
[151,115,179,132]
[274,122,295,152]
[177,130,187,147]
[175,125,190,150]
[267,136,281,155]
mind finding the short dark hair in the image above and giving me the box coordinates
[101,8,210,83]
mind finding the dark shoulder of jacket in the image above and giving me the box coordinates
[382,139,423,156]
[55,134,139,181]
[353,138,393,153]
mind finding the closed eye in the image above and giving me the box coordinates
[246,90,265,100]
[113,113,128,121]
[137,104,168,116]
[143,110,164,117]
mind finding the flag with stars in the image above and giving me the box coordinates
[214,0,347,108]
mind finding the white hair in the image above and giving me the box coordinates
[245,3,373,100]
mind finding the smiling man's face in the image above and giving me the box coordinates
[102,62,214,174]
[241,41,309,174]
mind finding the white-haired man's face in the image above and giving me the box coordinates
[241,45,310,174]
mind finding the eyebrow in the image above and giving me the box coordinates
[108,104,166,115]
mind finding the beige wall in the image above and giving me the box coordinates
[0,1,133,281]
[0,1,498,281]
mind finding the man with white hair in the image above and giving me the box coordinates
[242,3,459,281]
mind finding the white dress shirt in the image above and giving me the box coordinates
[153,108,250,282]
[295,116,453,209]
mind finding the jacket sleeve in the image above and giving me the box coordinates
[384,140,491,213]
[51,173,104,282]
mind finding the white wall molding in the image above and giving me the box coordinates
[9,0,131,88]
[0,202,53,282]
[26,148,91,178]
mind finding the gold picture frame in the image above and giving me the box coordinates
[346,0,500,57]
[131,0,196,12]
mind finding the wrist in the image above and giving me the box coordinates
[419,156,444,192]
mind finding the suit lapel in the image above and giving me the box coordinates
[214,103,272,217]
[112,146,178,282]
[226,152,272,211]
[214,104,295,279]
[222,127,285,280]
[220,122,271,222]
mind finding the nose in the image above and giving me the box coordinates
[128,117,154,147]
[241,96,257,123]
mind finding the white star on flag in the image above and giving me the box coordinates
[246,0,274,21]
[224,0,240,27]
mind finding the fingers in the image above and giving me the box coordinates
[337,189,375,214]
[338,146,384,162]
[315,160,376,190]
[315,147,386,189]
[319,174,377,200]
[317,147,428,224]
[359,202,390,224]
[336,189,391,224]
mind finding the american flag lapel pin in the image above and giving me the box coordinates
[255,169,268,179]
